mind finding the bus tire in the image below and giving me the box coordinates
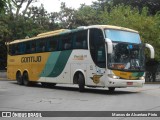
[16,71,23,85]
[41,82,48,87]
[49,83,56,87]
[23,72,30,86]
[78,73,85,92]
[108,87,115,92]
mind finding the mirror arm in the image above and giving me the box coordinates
[145,43,155,59]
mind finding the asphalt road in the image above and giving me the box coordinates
[0,79,160,120]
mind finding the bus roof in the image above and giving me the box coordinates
[85,25,138,33]
[7,25,138,45]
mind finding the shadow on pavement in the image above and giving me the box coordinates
[9,81,138,95]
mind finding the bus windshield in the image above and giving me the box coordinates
[105,29,145,71]
[105,29,141,44]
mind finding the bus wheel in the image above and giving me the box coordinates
[41,82,48,87]
[49,83,56,87]
[108,87,115,92]
[78,73,85,92]
[16,72,23,85]
[23,72,30,86]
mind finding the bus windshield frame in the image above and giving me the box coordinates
[105,29,145,72]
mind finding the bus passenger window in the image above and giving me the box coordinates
[31,42,36,53]
[74,30,88,49]
[25,42,31,54]
[15,44,19,54]
[82,40,87,49]
[49,38,58,51]
[37,40,46,52]
[10,44,16,55]
[61,34,72,50]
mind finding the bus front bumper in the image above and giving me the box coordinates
[106,77,145,88]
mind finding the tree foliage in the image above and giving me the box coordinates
[0,0,6,12]
[0,0,160,69]
[73,4,160,60]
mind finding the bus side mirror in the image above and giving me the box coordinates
[145,43,155,59]
[105,38,113,54]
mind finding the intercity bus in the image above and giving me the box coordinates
[7,25,155,92]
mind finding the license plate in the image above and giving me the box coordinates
[127,82,133,85]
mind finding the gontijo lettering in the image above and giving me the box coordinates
[21,56,41,63]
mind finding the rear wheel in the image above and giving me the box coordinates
[78,73,85,92]
[41,82,48,87]
[16,72,23,85]
[23,72,30,86]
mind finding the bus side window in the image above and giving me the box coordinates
[49,37,58,51]
[25,42,31,54]
[37,40,46,52]
[15,44,20,55]
[31,42,36,53]
[61,34,72,50]
[74,30,88,49]
[89,28,106,68]
[19,43,25,54]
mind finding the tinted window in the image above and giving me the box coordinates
[25,42,31,54]
[60,34,72,50]
[37,39,46,53]
[89,28,106,68]
[73,30,88,49]
[48,37,58,51]
[31,41,36,53]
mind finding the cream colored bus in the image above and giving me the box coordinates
[7,25,154,92]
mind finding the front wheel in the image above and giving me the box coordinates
[78,73,85,92]
[108,87,115,92]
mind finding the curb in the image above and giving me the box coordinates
[145,82,160,84]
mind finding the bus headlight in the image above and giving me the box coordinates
[139,76,145,80]
[108,74,119,79]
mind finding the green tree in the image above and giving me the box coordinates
[5,0,38,18]
[57,2,76,28]
[98,5,160,60]
[73,4,101,27]
[112,0,160,15]
[0,0,6,12]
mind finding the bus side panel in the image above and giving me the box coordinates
[7,55,23,80]
[7,53,50,81]
[70,50,99,86]
[43,50,72,83]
